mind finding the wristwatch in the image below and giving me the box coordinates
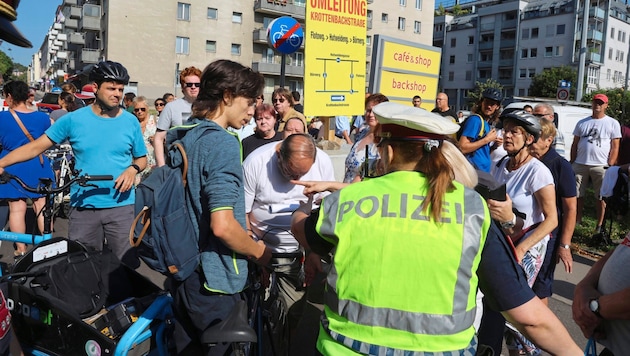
[130,164,141,173]
[589,298,602,317]
[500,213,516,230]
[560,244,571,250]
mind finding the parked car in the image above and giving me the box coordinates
[502,101,592,161]
[36,92,60,114]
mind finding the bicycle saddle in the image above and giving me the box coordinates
[201,300,257,344]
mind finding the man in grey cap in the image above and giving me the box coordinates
[0,0,32,48]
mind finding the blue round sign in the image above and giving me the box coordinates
[267,17,303,55]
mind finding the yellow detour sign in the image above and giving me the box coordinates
[304,0,368,117]
[369,35,442,110]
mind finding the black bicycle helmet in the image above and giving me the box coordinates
[89,60,130,85]
[482,88,503,103]
[500,110,542,141]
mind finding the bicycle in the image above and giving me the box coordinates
[272,24,301,48]
[0,172,174,356]
[43,144,74,218]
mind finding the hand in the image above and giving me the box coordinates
[557,246,573,273]
[494,136,503,147]
[572,284,602,338]
[486,128,498,143]
[304,252,323,287]
[294,194,314,216]
[253,240,271,266]
[291,180,337,195]
[487,194,514,222]
[114,167,137,192]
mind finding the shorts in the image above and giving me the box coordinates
[572,163,606,199]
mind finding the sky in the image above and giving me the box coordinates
[2,0,63,65]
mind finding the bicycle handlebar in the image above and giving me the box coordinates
[0,172,113,195]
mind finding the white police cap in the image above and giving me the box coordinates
[372,102,460,137]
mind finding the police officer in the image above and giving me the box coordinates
[290,103,582,355]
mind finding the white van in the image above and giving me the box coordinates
[502,101,592,161]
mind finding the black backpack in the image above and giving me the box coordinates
[129,130,209,281]
[608,169,630,216]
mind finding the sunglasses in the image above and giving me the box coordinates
[155,102,165,107]
[134,107,147,112]
[273,98,286,103]
[184,82,201,88]
[533,113,549,118]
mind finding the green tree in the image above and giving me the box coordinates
[0,50,13,82]
[452,4,469,16]
[435,4,446,16]
[468,78,503,104]
[528,66,577,98]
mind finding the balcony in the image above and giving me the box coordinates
[69,6,81,19]
[499,59,514,66]
[80,16,101,31]
[587,29,603,42]
[589,7,605,19]
[251,61,304,77]
[57,51,68,60]
[62,0,78,6]
[498,78,513,86]
[499,39,516,48]
[478,41,493,50]
[64,18,78,29]
[68,32,85,45]
[53,40,63,47]
[81,48,100,63]
[68,59,75,70]
[253,28,267,43]
[254,0,306,21]
[588,51,601,62]
[480,23,494,32]
[477,60,492,68]
[502,19,517,29]
[53,23,63,30]
[57,33,67,42]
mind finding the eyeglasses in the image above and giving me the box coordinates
[155,102,165,107]
[533,113,549,118]
[273,98,286,103]
[184,82,201,88]
[134,107,147,112]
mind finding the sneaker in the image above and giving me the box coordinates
[13,251,25,263]
[594,225,602,234]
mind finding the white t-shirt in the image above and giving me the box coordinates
[491,157,554,230]
[573,115,621,166]
[156,98,192,131]
[598,238,630,353]
[243,141,335,252]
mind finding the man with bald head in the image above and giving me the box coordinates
[432,92,458,122]
[242,133,335,353]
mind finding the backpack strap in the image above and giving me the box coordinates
[171,142,188,188]
[129,206,150,247]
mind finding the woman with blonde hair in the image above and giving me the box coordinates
[131,96,156,185]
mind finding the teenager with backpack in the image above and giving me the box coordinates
[165,59,272,355]
[0,61,147,267]
[458,88,503,172]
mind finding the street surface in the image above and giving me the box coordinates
[0,216,602,355]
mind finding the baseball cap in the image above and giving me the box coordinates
[372,102,460,138]
[593,94,608,103]
[0,0,32,48]
[75,84,96,99]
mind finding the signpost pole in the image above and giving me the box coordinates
[280,54,286,88]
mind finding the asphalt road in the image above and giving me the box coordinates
[0,216,601,355]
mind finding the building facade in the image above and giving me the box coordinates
[34,0,435,103]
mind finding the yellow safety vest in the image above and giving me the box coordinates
[315,171,490,355]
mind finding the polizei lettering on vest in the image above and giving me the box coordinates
[337,194,463,223]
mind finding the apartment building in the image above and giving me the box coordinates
[433,0,630,110]
[35,0,435,102]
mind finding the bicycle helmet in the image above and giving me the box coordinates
[500,110,542,141]
[481,88,503,103]
[89,61,130,85]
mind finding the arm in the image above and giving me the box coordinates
[569,135,579,163]
[458,128,497,154]
[115,156,147,193]
[608,138,620,166]
[513,185,558,261]
[342,130,352,144]
[211,209,270,265]
[572,249,613,338]
[502,297,582,355]
[0,134,55,174]
[291,180,349,194]
[557,196,576,273]
[153,130,167,167]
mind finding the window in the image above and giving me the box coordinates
[528,68,536,78]
[449,55,455,64]
[522,29,530,40]
[557,24,565,35]
[414,21,421,34]
[465,71,472,80]
[398,17,405,30]
[399,0,406,6]
[265,48,274,63]
[467,53,473,62]
[263,17,274,29]
[205,40,216,52]
[616,50,620,61]
[521,49,528,58]
[622,51,625,63]
[177,3,190,21]
[176,36,189,54]
[530,48,537,57]
[382,13,388,22]
[531,27,539,38]
[545,46,553,57]
[555,46,564,56]
[207,7,217,19]
[366,35,371,45]
[83,4,100,17]
[468,36,474,44]
[450,38,456,47]
[607,69,611,80]
[546,24,554,37]
[609,48,613,59]
[231,44,241,55]
[232,12,242,23]
[448,71,454,81]
[291,52,304,66]
[519,68,527,78]
[415,0,422,10]
[611,28,615,39]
